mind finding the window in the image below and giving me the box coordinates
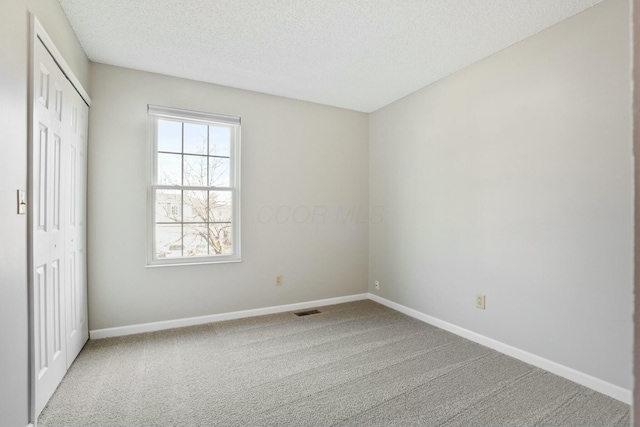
[147,105,241,265]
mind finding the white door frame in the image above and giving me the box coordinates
[30,17,91,107]
[28,15,91,425]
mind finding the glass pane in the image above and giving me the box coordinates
[157,120,182,153]
[183,191,207,223]
[209,223,232,255]
[183,224,209,257]
[184,123,208,155]
[209,191,232,222]
[155,189,181,222]
[183,155,207,186]
[157,153,182,185]
[156,224,182,258]
[209,156,230,187]
[209,126,231,156]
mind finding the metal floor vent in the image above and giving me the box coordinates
[294,309,321,317]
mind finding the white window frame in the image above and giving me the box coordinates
[147,105,241,266]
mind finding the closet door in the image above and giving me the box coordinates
[31,35,89,417]
[65,82,89,365]
[32,38,69,416]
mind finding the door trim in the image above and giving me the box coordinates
[28,15,91,424]
[31,17,91,107]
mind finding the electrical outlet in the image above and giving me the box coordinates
[374,280,380,291]
[275,275,282,286]
[476,294,486,310]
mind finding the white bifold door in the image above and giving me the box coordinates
[31,37,89,417]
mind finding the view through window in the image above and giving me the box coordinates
[148,105,240,265]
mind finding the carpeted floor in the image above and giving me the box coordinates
[38,300,630,427]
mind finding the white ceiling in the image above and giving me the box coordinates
[59,0,603,112]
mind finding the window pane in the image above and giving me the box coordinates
[157,153,182,185]
[183,224,209,257]
[183,191,207,223]
[184,123,208,155]
[183,155,207,186]
[156,189,181,222]
[156,224,182,258]
[209,191,232,222]
[209,126,231,156]
[158,120,182,153]
[209,156,230,187]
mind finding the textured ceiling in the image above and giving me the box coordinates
[59,0,603,112]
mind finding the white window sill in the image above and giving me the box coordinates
[146,259,242,268]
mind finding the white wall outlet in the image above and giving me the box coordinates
[275,275,282,286]
[476,294,486,310]
[374,280,380,290]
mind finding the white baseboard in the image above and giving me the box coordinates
[89,291,631,404]
[89,293,368,340]
[368,293,631,404]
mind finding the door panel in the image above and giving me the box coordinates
[53,134,61,231]
[34,264,47,378]
[31,37,89,417]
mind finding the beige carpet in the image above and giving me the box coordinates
[39,300,630,427]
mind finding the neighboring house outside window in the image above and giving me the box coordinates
[147,105,241,265]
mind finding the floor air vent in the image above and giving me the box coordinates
[294,309,321,317]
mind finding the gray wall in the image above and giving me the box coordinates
[0,1,89,425]
[0,2,29,425]
[634,0,639,420]
[369,0,632,390]
[87,64,369,330]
